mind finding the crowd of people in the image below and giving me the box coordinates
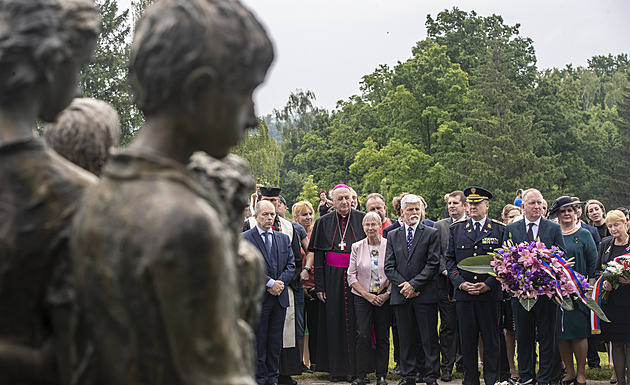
[246,185,630,385]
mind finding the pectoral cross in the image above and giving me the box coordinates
[338,240,346,250]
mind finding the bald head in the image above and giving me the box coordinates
[255,200,275,231]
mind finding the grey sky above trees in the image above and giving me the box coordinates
[119,0,629,116]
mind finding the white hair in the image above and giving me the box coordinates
[363,211,382,226]
[401,194,422,212]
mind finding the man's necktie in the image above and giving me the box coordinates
[527,223,535,242]
[474,222,481,238]
[265,232,273,256]
[407,226,413,252]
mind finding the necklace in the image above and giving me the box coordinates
[337,211,351,250]
[561,223,580,235]
[615,234,630,247]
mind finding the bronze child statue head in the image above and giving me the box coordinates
[128,0,274,160]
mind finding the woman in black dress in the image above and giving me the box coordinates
[596,210,630,385]
[318,189,333,217]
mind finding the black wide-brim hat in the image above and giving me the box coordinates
[548,195,584,218]
[259,186,281,197]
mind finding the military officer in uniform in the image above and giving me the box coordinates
[445,187,508,385]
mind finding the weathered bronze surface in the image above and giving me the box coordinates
[44,98,121,176]
[0,0,100,383]
[71,0,273,383]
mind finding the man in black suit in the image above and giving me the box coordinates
[434,190,467,382]
[385,194,441,385]
[502,188,565,385]
[243,200,296,385]
[445,187,508,385]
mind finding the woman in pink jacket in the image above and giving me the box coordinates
[347,212,392,385]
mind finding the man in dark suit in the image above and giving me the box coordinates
[243,200,295,385]
[502,188,565,385]
[434,190,467,382]
[385,194,441,385]
[445,187,507,385]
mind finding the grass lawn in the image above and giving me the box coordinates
[296,334,615,382]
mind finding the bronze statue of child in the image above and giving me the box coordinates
[0,0,101,383]
[71,0,274,384]
[44,98,121,176]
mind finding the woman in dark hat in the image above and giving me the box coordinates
[549,196,598,385]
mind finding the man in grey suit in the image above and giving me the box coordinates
[433,190,467,381]
[385,194,441,385]
[502,188,565,385]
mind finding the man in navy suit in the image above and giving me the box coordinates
[502,188,565,385]
[445,187,508,385]
[385,194,441,385]
[243,200,295,385]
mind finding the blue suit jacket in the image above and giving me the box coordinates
[242,227,295,308]
[502,217,565,251]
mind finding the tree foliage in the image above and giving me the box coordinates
[80,0,142,145]
[195,7,629,219]
[231,120,283,187]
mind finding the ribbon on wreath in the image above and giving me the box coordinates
[591,254,630,333]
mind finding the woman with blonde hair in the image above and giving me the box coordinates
[292,200,317,372]
[502,204,522,225]
[596,210,630,385]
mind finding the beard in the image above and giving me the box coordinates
[407,215,420,225]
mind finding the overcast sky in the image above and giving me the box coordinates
[118,0,630,116]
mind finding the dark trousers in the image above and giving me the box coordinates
[456,301,505,385]
[394,301,440,382]
[587,335,602,368]
[304,288,319,366]
[256,295,287,385]
[393,312,426,374]
[512,297,558,383]
[438,286,459,375]
[354,295,392,377]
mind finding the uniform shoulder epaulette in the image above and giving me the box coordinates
[491,218,506,226]
[450,217,467,226]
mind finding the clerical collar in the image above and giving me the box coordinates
[337,210,350,219]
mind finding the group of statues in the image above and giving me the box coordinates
[0,0,273,383]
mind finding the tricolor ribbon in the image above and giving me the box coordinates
[591,254,630,333]
[552,253,590,304]
[540,260,563,299]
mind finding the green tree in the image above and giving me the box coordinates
[81,0,142,145]
[273,90,327,204]
[426,7,537,88]
[131,0,154,25]
[296,175,320,209]
[231,120,283,186]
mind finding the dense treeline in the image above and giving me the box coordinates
[240,8,630,220]
[80,3,629,220]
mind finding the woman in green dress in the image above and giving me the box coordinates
[549,196,597,385]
